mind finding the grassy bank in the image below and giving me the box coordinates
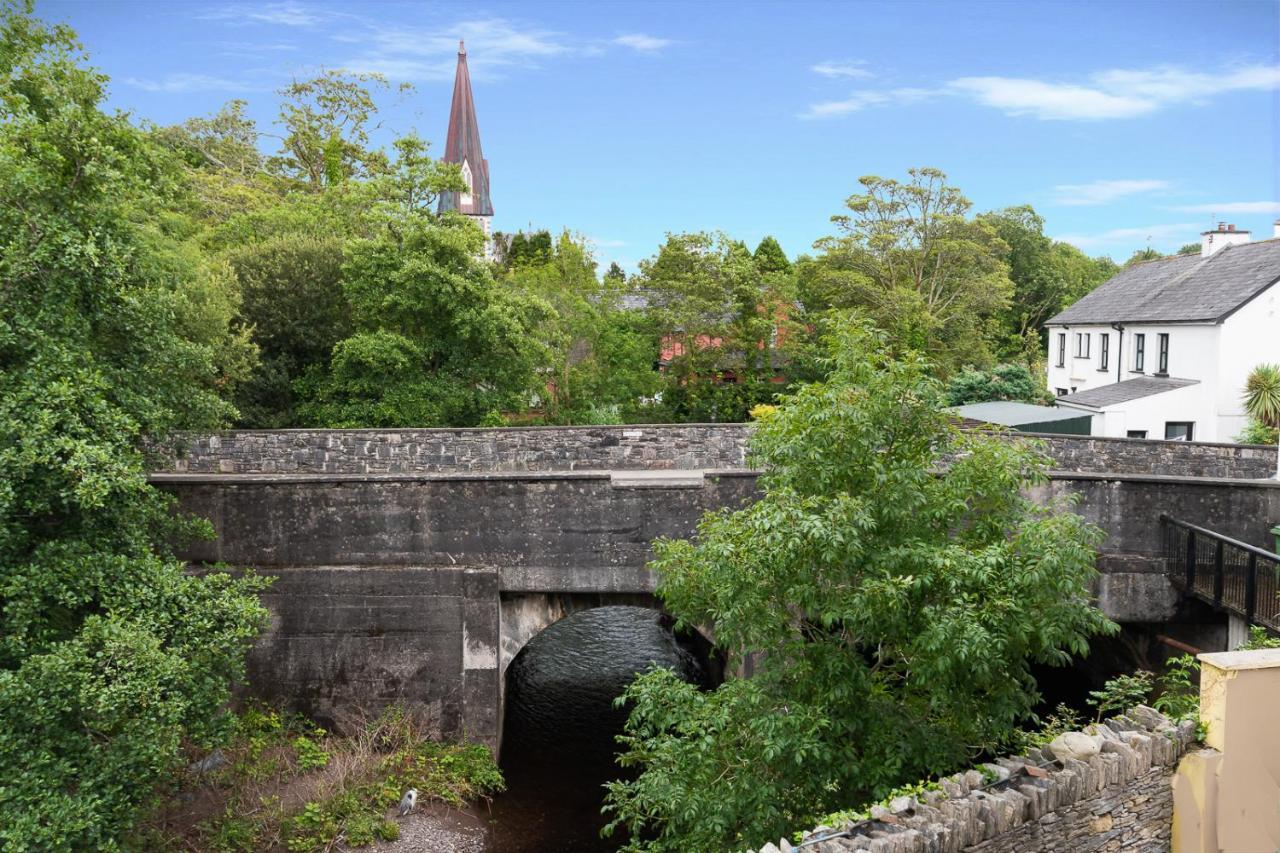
[143,705,503,851]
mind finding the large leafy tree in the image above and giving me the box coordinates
[503,231,659,423]
[0,4,267,847]
[639,232,795,421]
[299,145,547,427]
[602,320,1115,851]
[802,168,1013,374]
[977,205,1116,356]
[946,362,1052,406]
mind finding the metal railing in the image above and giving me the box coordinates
[1162,515,1280,631]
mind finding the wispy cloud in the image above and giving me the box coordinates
[811,61,872,80]
[949,77,1153,120]
[200,2,333,28]
[950,63,1280,120]
[125,72,259,93]
[805,62,1280,121]
[800,88,933,119]
[342,18,572,82]
[587,236,629,249]
[1053,179,1170,206]
[1056,223,1199,251]
[613,33,673,53]
[1170,201,1280,215]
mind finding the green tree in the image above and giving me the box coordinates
[752,235,791,273]
[1243,364,1280,478]
[639,232,793,421]
[602,321,1114,851]
[946,363,1052,406]
[270,70,403,189]
[0,5,267,846]
[804,168,1013,374]
[1177,242,1201,255]
[228,235,350,427]
[977,206,1116,356]
[301,213,548,427]
[1125,247,1162,266]
[503,231,659,423]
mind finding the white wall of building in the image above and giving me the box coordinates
[1216,282,1280,440]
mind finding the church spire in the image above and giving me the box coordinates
[438,39,494,227]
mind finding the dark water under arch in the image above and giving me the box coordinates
[485,606,714,852]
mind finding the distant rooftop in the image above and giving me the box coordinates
[1057,376,1198,409]
[1046,238,1280,325]
[952,401,1089,427]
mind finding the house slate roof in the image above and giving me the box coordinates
[950,402,1090,427]
[1056,376,1198,409]
[1046,238,1280,325]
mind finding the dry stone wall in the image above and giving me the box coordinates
[755,706,1196,853]
[155,424,1277,479]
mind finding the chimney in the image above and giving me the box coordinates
[1273,219,1280,239]
[1202,222,1251,256]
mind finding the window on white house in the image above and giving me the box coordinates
[1127,430,1147,439]
[1055,387,1068,397]
[1099,334,1109,370]
[1056,333,1066,367]
[1133,334,1145,371]
[1075,332,1090,358]
[1157,333,1169,375]
[1164,422,1194,441]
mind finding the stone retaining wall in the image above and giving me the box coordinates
[155,424,1277,479]
[756,706,1196,853]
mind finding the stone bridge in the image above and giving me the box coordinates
[150,425,1280,747]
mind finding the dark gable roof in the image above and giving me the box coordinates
[1046,238,1280,325]
[1057,376,1198,409]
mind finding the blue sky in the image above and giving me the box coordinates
[41,0,1280,272]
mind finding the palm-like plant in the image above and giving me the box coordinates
[1243,363,1280,478]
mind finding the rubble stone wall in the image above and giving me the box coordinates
[155,424,1277,479]
[756,706,1196,853]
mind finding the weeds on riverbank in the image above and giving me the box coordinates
[142,704,503,851]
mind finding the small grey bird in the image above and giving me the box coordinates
[398,788,418,817]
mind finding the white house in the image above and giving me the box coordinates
[1045,223,1280,441]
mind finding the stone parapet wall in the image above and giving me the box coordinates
[1026,432,1277,480]
[756,706,1196,853]
[157,425,751,474]
[155,424,1276,479]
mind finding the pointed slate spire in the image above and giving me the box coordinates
[438,40,494,220]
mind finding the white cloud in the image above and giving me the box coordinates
[949,77,1155,120]
[125,73,257,93]
[1055,223,1199,251]
[200,2,331,28]
[811,61,872,80]
[949,63,1280,120]
[1053,179,1170,206]
[587,236,629,248]
[343,18,572,82]
[1171,201,1280,215]
[613,33,673,52]
[799,88,932,119]
[807,62,1280,122]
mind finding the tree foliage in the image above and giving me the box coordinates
[501,231,659,423]
[0,4,268,846]
[946,363,1052,406]
[602,321,1115,850]
[803,168,1013,373]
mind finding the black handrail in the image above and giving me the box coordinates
[1161,514,1280,631]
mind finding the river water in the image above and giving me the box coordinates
[485,606,713,852]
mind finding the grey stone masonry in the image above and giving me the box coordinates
[153,424,1277,479]
[755,706,1196,853]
